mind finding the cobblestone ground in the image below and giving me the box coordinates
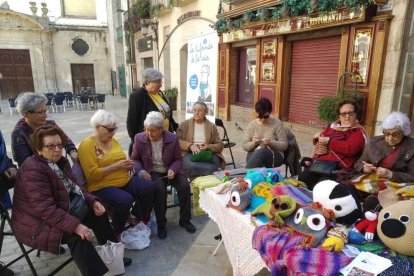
[0,96,316,275]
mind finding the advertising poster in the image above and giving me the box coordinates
[186,32,219,120]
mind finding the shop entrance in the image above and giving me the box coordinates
[288,35,341,126]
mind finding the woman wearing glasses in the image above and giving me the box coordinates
[13,125,122,275]
[126,68,178,154]
[298,99,367,190]
[11,92,77,166]
[353,112,414,184]
[242,97,288,168]
[78,110,155,238]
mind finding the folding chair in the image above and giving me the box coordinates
[78,94,90,111]
[63,92,75,108]
[96,94,106,109]
[52,94,66,113]
[0,195,73,276]
[215,118,236,169]
[7,98,17,115]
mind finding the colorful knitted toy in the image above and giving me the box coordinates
[322,226,348,252]
[352,211,378,242]
[251,195,296,225]
[227,179,251,212]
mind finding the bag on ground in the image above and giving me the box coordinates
[95,241,125,276]
[121,222,151,250]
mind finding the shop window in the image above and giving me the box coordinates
[351,28,373,85]
[237,47,256,105]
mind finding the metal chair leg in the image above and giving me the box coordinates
[228,146,236,169]
[213,240,223,256]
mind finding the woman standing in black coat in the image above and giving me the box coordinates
[126,68,178,142]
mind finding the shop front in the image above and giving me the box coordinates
[215,1,392,135]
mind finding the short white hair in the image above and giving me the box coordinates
[143,68,164,84]
[90,109,118,128]
[381,111,411,136]
[144,111,164,129]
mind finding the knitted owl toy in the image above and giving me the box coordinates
[227,179,251,212]
[377,200,414,256]
[251,195,296,225]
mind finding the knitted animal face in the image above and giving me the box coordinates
[227,182,251,212]
[251,195,296,224]
[377,200,414,256]
[313,180,361,226]
[285,206,329,247]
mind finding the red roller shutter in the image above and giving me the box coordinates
[288,35,341,126]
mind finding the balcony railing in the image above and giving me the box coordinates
[150,0,173,17]
[173,0,197,7]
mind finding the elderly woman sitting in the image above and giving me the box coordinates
[78,110,155,237]
[131,111,195,240]
[11,92,77,167]
[12,125,122,275]
[353,112,414,185]
[176,101,225,177]
[242,97,288,168]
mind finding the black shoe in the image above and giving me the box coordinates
[179,220,196,233]
[0,263,14,276]
[214,234,222,240]
[158,227,167,239]
[123,257,132,267]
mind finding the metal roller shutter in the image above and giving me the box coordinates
[288,35,341,126]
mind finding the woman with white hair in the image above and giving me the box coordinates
[11,92,77,166]
[354,111,414,183]
[126,68,178,144]
[131,111,195,240]
[77,109,156,238]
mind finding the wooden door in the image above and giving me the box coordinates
[0,49,34,99]
[71,64,95,94]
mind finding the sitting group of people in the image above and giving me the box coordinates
[2,68,414,275]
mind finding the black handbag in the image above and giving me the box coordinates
[309,159,339,176]
[69,193,89,221]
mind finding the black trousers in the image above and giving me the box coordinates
[0,174,14,198]
[150,172,192,228]
[62,209,116,276]
[246,147,284,169]
[297,167,334,190]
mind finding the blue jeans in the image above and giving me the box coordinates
[92,176,155,234]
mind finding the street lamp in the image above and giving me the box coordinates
[140,18,158,42]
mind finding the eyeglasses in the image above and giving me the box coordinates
[339,111,356,117]
[28,110,48,115]
[151,80,163,84]
[43,144,63,150]
[383,130,402,139]
[258,114,270,119]
[100,125,118,133]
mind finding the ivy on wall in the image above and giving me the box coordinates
[213,0,375,33]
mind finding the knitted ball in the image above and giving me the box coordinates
[377,200,414,256]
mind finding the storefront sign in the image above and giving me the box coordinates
[377,0,393,12]
[177,10,201,25]
[223,7,366,43]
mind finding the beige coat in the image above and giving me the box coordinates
[176,118,226,169]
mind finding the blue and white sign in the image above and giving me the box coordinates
[186,32,219,120]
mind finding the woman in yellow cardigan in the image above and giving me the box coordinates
[176,102,225,177]
[78,109,155,236]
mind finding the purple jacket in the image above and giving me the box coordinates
[12,155,97,255]
[131,131,183,174]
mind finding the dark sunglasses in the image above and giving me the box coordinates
[100,125,118,132]
[28,110,48,115]
[258,114,270,119]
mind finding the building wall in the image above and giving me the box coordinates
[152,0,220,110]
[52,29,112,93]
[376,0,412,134]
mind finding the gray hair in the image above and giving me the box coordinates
[15,92,47,114]
[144,111,164,130]
[90,109,118,128]
[143,68,164,84]
[381,111,411,136]
[193,101,208,112]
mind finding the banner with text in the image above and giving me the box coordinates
[186,32,219,120]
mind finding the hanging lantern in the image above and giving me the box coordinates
[280,4,289,16]
[310,0,319,10]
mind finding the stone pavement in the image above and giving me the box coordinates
[0,96,316,275]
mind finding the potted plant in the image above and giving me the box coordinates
[317,91,363,124]
[163,87,178,111]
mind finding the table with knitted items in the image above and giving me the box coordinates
[199,188,267,276]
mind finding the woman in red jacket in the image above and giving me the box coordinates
[12,125,126,276]
[298,99,367,190]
